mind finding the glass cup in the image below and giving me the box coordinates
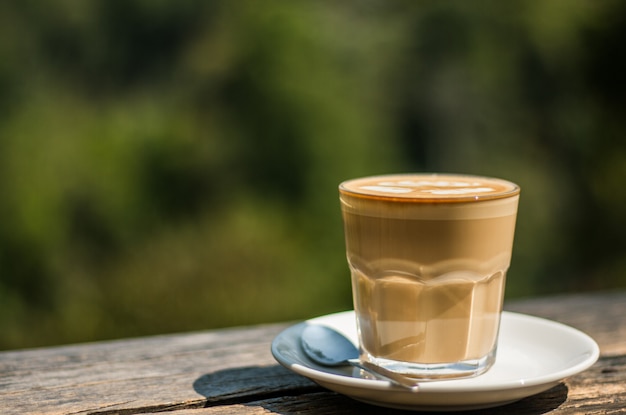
[339,173,520,380]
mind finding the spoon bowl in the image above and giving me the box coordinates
[300,324,420,392]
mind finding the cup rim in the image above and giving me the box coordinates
[339,173,520,204]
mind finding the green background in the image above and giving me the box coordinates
[1,0,625,350]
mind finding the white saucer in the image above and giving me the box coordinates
[271,311,599,411]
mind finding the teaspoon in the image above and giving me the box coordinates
[300,324,420,392]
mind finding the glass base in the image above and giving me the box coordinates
[362,347,497,381]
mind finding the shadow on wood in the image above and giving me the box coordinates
[193,364,319,406]
[193,365,568,414]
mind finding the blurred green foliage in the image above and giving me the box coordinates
[0,0,625,350]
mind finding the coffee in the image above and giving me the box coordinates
[339,174,519,378]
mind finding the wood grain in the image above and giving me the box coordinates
[0,325,314,414]
[1,290,625,414]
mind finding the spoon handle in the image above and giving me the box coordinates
[349,359,420,392]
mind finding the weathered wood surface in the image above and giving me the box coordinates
[1,290,625,414]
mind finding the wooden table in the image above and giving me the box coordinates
[2,290,625,414]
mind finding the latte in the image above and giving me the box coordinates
[339,174,519,377]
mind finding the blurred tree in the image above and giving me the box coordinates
[0,0,624,349]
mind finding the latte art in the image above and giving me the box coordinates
[343,174,517,201]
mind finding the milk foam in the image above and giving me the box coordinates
[341,174,518,201]
[340,174,520,220]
